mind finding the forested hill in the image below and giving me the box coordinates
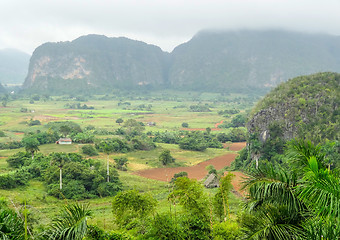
[22,35,168,95]
[169,30,340,92]
[22,30,340,94]
[0,48,30,85]
[243,72,340,165]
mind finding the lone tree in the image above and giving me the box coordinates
[116,118,124,125]
[22,137,40,160]
[159,149,175,165]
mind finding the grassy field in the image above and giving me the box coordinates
[0,91,258,231]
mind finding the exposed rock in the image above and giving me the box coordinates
[246,72,340,161]
[22,30,340,94]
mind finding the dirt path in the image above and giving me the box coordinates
[133,142,248,196]
[214,120,224,128]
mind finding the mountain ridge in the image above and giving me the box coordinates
[22,30,340,94]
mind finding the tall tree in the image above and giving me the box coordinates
[22,137,40,160]
[50,152,68,190]
[98,142,113,182]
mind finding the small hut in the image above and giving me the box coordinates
[147,122,156,126]
[204,173,219,188]
[56,138,72,144]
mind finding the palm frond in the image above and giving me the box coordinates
[298,157,340,218]
[46,202,91,240]
[242,204,305,240]
[243,163,304,214]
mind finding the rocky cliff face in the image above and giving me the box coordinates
[23,35,168,94]
[246,72,340,161]
[22,30,340,94]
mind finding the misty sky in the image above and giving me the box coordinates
[1,0,340,54]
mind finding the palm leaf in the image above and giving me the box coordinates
[242,204,305,240]
[243,163,304,214]
[298,157,340,218]
[46,202,91,240]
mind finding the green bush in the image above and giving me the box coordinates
[212,221,241,240]
[0,169,31,189]
[6,151,31,168]
[62,180,87,200]
[82,145,98,156]
[28,119,41,126]
[159,150,175,165]
[97,182,121,197]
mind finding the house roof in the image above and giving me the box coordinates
[58,138,72,142]
[204,173,218,187]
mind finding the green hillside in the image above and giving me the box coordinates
[23,35,168,94]
[169,30,340,92]
[22,30,340,95]
[240,72,339,167]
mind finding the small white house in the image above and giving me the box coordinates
[56,138,72,144]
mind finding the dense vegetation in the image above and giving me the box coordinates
[238,72,340,169]
[0,80,338,239]
[1,139,338,239]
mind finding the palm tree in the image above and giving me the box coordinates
[22,137,40,160]
[0,199,25,240]
[98,142,113,182]
[45,203,91,240]
[242,164,306,239]
[51,152,68,190]
[242,139,340,239]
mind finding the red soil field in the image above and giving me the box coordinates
[133,142,248,195]
[134,153,238,182]
[224,142,246,151]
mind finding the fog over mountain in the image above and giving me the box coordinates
[1,0,340,54]
[22,30,340,94]
[0,49,30,85]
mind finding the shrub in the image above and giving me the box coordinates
[6,152,30,168]
[28,119,41,126]
[170,171,188,183]
[0,169,31,189]
[159,150,175,165]
[82,145,98,156]
[181,122,189,128]
[62,180,87,200]
[114,157,128,171]
[97,182,121,197]
[212,221,241,240]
